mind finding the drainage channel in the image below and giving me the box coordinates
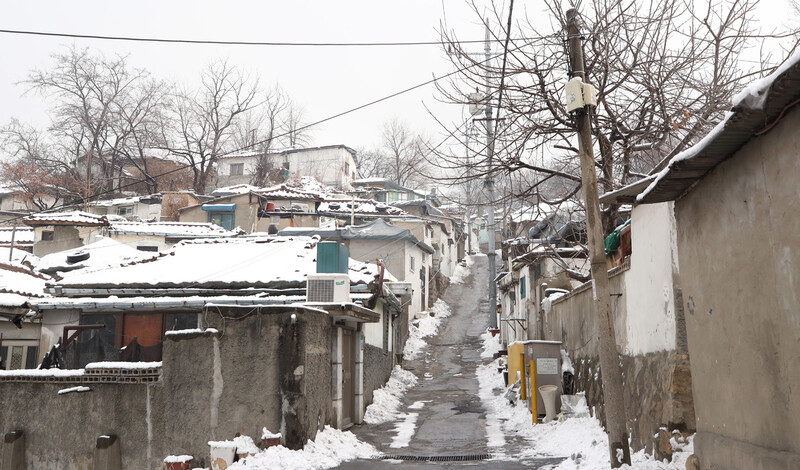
[380,454,493,462]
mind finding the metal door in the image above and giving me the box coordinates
[342,328,355,427]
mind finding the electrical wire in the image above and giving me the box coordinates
[0,28,554,47]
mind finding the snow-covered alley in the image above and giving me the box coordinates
[223,254,696,470]
[332,254,694,470]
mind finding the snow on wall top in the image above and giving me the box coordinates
[23,211,109,226]
[108,221,235,237]
[53,236,382,289]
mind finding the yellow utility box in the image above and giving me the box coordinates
[507,342,528,389]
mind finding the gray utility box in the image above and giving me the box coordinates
[523,340,563,417]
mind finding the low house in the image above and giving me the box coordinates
[279,218,434,318]
[86,194,162,221]
[0,236,402,467]
[352,178,425,203]
[23,211,108,257]
[627,54,800,470]
[0,263,50,370]
[216,145,359,190]
[160,190,209,221]
[177,189,265,231]
[106,220,237,251]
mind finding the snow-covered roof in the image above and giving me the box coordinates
[279,218,434,255]
[107,221,235,238]
[390,199,445,217]
[23,211,109,227]
[90,195,154,207]
[318,198,407,217]
[52,236,383,290]
[0,263,50,299]
[0,227,34,244]
[36,237,154,276]
[211,184,261,197]
[256,184,323,201]
[637,50,800,203]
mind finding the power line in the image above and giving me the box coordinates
[0,28,550,47]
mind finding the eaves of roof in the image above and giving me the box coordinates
[638,57,800,204]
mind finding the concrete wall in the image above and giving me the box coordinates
[673,107,800,469]
[347,239,430,317]
[363,343,393,405]
[32,225,104,257]
[0,307,336,468]
[543,261,695,453]
[624,202,682,355]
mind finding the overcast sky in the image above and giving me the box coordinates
[0,0,791,155]
[0,0,516,152]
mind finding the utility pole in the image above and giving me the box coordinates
[465,128,473,254]
[565,8,631,467]
[483,20,499,329]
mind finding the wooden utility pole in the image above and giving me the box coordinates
[565,8,631,467]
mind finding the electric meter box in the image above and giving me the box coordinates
[565,77,598,112]
[523,340,563,417]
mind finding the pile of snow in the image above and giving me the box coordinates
[449,254,475,285]
[480,329,503,359]
[403,299,452,360]
[232,435,260,455]
[363,366,418,424]
[228,426,377,470]
[476,333,694,469]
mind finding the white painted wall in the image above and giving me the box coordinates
[623,202,679,355]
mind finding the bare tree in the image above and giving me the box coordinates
[166,61,258,194]
[280,97,311,149]
[0,120,81,209]
[23,47,148,200]
[436,0,799,233]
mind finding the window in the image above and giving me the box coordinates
[165,313,200,331]
[208,211,235,230]
[409,256,415,273]
[118,206,133,216]
[345,162,350,175]
[520,276,527,299]
[137,246,159,252]
[230,163,244,176]
[0,341,40,370]
[41,230,54,241]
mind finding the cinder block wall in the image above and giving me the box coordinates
[0,307,335,468]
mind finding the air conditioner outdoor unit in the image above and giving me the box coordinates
[306,274,351,303]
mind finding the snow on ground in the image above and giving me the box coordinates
[228,426,377,470]
[477,334,694,469]
[449,254,475,285]
[403,298,453,360]
[362,366,418,424]
[480,329,503,359]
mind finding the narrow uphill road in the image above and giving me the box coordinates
[336,255,563,469]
